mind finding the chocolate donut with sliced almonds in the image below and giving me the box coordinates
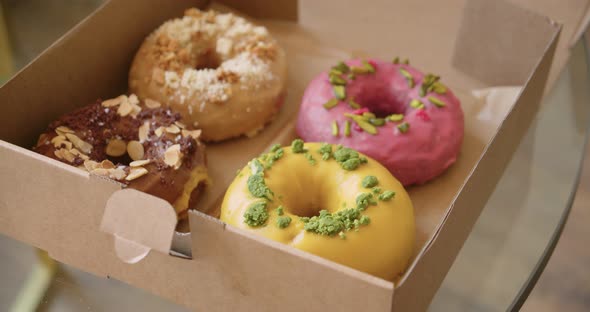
[33,94,208,219]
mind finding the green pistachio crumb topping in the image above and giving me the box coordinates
[302,208,370,236]
[277,205,284,216]
[291,139,306,153]
[329,74,347,85]
[244,201,269,227]
[342,158,360,170]
[362,60,376,73]
[397,122,410,133]
[428,96,446,107]
[351,66,369,75]
[333,85,346,100]
[333,147,367,171]
[318,143,332,160]
[379,190,396,201]
[359,157,368,164]
[305,152,316,165]
[372,187,382,194]
[331,120,339,137]
[344,120,351,137]
[402,58,410,65]
[339,232,346,239]
[277,215,292,229]
[250,159,264,175]
[356,193,377,210]
[410,99,424,109]
[344,113,377,135]
[362,112,376,119]
[399,68,414,88]
[348,99,361,109]
[247,173,273,200]
[362,175,379,188]
[369,118,386,126]
[359,215,371,225]
[270,143,281,153]
[333,61,350,73]
[432,82,447,94]
[323,98,339,110]
[387,114,404,122]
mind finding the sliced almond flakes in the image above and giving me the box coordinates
[117,96,133,117]
[126,167,148,181]
[130,159,151,167]
[61,149,76,163]
[144,98,161,108]
[164,144,183,169]
[83,160,99,171]
[55,126,74,136]
[101,95,124,108]
[165,124,180,134]
[182,129,202,140]
[64,133,92,155]
[109,168,127,180]
[106,139,127,157]
[91,168,110,176]
[127,140,145,161]
[155,127,165,137]
[99,159,116,169]
[138,122,150,143]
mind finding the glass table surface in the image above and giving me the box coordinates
[0,2,589,311]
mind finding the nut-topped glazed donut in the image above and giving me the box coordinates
[296,58,464,186]
[33,94,208,219]
[220,141,415,280]
[129,8,287,142]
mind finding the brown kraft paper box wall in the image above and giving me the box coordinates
[0,0,562,311]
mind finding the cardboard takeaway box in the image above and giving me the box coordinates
[0,0,570,310]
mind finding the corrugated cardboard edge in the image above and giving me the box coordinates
[391,20,562,312]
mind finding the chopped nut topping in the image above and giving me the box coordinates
[100,159,116,169]
[164,144,183,169]
[144,98,161,109]
[182,129,202,140]
[70,148,89,160]
[155,127,165,137]
[126,167,148,181]
[83,160,99,171]
[130,159,151,167]
[152,68,165,85]
[127,140,145,161]
[91,168,110,176]
[165,124,180,134]
[174,121,186,129]
[53,149,64,160]
[64,133,92,154]
[138,122,150,143]
[216,70,240,83]
[109,168,127,180]
[101,95,124,108]
[105,139,127,157]
[55,126,74,134]
[117,96,133,117]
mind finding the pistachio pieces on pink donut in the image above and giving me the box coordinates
[296,58,464,186]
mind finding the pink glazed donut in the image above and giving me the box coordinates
[296,58,464,186]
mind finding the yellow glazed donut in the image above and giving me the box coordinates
[129,8,287,142]
[220,141,415,280]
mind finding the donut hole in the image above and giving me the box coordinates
[194,49,222,70]
[351,85,408,118]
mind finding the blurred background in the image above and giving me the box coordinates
[0,1,589,311]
